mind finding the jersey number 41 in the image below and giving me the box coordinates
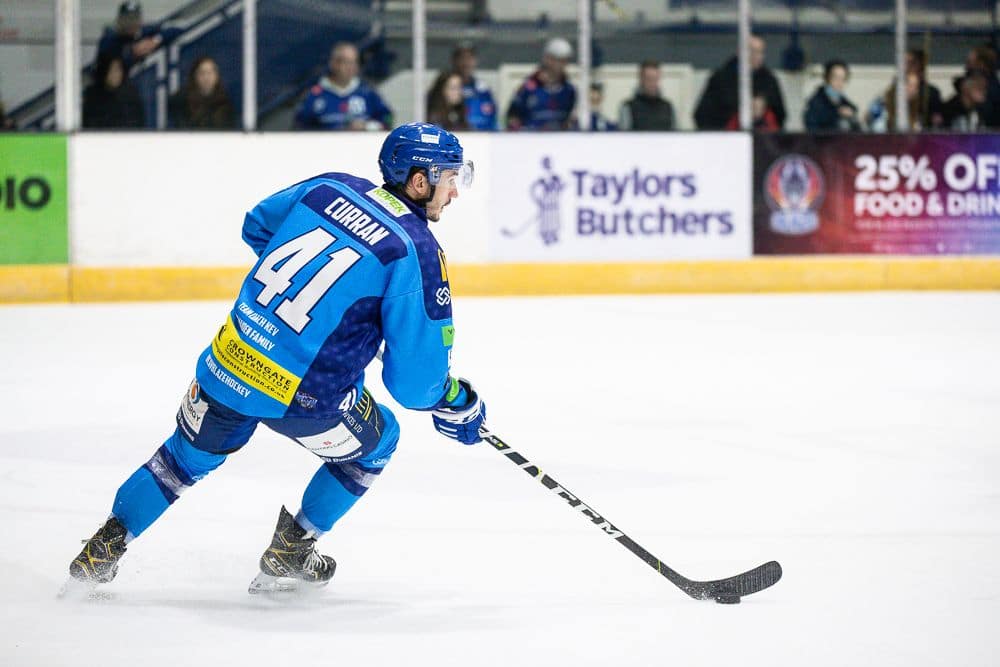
[253,227,361,334]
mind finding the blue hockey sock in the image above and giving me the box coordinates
[298,404,398,535]
[112,429,227,539]
[298,462,372,535]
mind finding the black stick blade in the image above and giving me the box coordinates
[683,560,783,601]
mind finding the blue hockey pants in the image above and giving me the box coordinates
[111,380,399,540]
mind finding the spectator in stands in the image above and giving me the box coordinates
[294,42,393,131]
[865,71,923,132]
[168,57,237,130]
[97,2,177,71]
[725,90,780,132]
[82,53,145,129]
[426,71,469,131]
[803,60,861,132]
[451,43,497,130]
[963,45,1000,127]
[694,35,786,130]
[618,60,676,131]
[0,100,14,131]
[581,83,617,131]
[905,48,944,129]
[505,38,577,131]
[942,72,988,131]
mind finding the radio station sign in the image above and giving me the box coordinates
[0,134,68,264]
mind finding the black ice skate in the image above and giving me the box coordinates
[248,506,336,595]
[65,517,128,591]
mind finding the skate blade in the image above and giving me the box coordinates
[57,577,115,601]
[247,571,330,596]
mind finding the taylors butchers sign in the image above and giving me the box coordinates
[489,134,752,261]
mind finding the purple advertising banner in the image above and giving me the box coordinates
[754,134,1000,255]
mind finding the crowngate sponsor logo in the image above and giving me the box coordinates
[503,156,735,247]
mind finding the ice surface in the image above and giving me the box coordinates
[2,293,999,666]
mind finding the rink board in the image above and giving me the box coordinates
[3,132,1000,302]
[5,257,1000,303]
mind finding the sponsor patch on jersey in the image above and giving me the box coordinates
[211,315,301,405]
[294,391,318,410]
[302,184,407,265]
[366,187,408,218]
[437,248,449,281]
[441,324,455,347]
[296,423,363,461]
[177,379,209,439]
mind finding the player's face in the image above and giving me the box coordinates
[426,170,459,222]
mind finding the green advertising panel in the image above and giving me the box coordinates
[0,135,68,264]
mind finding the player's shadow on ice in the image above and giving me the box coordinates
[67,589,511,633]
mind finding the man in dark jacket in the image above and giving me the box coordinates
[963,45,1000,128]
[97,2,179,70]
[619,60,676,131]
[942,72,988,131]
[694,35,786,130]
[803,60,861,131]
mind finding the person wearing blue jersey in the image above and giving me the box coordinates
[67,122,486,595]
[294,42,393,131]
[452,43,497,131]
[506,38,577,131]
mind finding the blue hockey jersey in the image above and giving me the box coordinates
[294,77,393,130]
[505,71,577,131]
[462,77,497,131]
[195,173,455,419]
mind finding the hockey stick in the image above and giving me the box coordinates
[373,349,780,601]
[479,428,782,603]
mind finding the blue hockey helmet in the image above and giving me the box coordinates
[378,122,474,190]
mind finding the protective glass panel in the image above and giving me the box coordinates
[259,1,393,132]
[81,0,243,130]
[0,1,56,130]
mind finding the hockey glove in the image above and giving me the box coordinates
[431,378,486,445]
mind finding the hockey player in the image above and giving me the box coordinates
[67,122,486,594]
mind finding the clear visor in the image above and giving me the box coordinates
[429,160,475,190]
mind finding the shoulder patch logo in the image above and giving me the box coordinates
[437,248,449,282]
[366,187,408,218]
[441,325,455,347]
